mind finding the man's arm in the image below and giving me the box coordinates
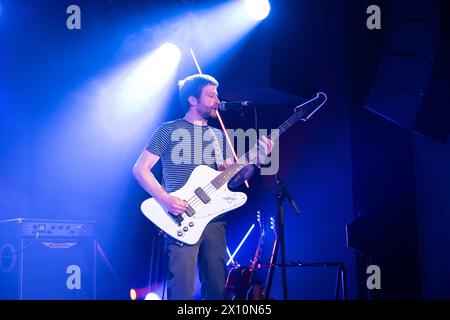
[227,164,256,188]
[132,150,187,215]
[222,135,273,188]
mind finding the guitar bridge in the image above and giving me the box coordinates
[194,187,211,204]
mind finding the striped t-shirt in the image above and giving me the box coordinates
[145,119,226,193]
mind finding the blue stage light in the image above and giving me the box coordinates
[245,0,271,21]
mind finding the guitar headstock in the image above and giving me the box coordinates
[293,92,327,122]
[256,210,265,230]
[269,216,278,240]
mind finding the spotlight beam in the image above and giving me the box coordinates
[245,0,271,21]
[227,223,255,266]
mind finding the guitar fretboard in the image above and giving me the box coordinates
[211,93,326,190]
[210,113,297,189]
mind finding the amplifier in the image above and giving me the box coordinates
[19,218,95,238]
[0,218,96,300]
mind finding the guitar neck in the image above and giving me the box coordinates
[263,229,279,300]
[244,112,299,164]
[251,230,265,268]
[211,92,326,190]
[211,115,297,190]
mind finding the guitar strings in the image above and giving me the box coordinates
[185,183,215,208]
[184,116,298,208]
[187,184,216,208]
[175,101,322,218]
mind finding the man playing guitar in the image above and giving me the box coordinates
[133,74,273,300]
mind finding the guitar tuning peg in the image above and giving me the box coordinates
[270,217,276,230]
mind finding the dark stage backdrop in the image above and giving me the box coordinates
[1,0,449,300]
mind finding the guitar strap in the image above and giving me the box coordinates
[207,127,225,169]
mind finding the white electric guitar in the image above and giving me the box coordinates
[141,92,327,245]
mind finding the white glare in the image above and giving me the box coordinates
[145,292,161,300]
[159,42,182,63]
[245,0,271,21]
[117,42,181,111]
[76,42,181,145]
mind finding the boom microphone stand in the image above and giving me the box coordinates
[274,174,300,300]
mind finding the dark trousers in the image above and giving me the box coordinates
[166,220,227,300]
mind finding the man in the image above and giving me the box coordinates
[133,74,272,300]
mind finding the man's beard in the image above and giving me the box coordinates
[202,108,217,119]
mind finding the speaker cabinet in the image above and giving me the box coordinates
[0,218,96,300]
[364,0,450,142]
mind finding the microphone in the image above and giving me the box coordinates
[218,101,252,111]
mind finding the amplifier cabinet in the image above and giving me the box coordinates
[0,218,96,300]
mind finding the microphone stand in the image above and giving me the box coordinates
[274,174,300,300]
